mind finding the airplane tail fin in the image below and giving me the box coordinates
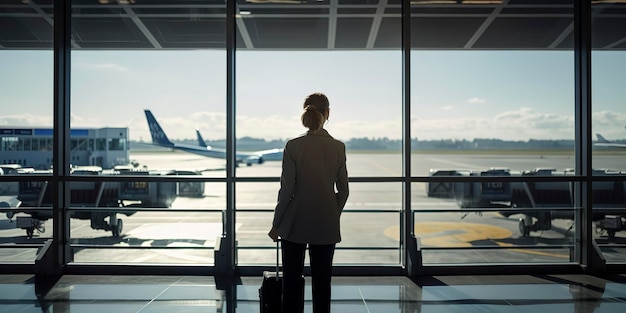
[144,110,174,147]
[196,129,208,147]
[596,133,611,143]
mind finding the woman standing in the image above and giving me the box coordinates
[268,92,349,313]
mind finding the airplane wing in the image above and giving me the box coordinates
[196,129,284,164]
[252,148,284,161]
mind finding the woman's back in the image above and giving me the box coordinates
[281,129,348,244]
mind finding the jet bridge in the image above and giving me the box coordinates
[10,167,177,238]
[451,168,626,238]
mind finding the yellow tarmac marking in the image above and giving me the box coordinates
[494,241,569,259]
[383,222,567,258]
[384,222,511,247]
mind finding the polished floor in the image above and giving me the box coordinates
[1,274,625,312]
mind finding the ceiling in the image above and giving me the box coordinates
[1,0,625,50]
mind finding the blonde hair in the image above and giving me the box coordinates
[301,93,329,133]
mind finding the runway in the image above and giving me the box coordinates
[1,150,624,265]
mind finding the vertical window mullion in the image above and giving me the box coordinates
[574,0,594,271]
[52,0,72,273]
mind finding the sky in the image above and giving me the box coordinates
[1,49,626,142]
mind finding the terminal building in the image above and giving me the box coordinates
[0,127,129,169]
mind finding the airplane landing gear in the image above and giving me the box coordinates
[112,218,123,237]
[518,212,552,237]
[16,217,45,239]
[90,212,124,237]
[519,218,531,237]
[608,229,616,240]
[107,212,124,238]
[595,216,624,240]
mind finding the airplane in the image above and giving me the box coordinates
[144,110,283,166]
[195,128,283,162]
[595,128,626,148]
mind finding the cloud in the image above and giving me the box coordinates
[75,62,128,72]
[411,107,576,140]
[0,114,52,126]
[467,97,486,104]
[3,108,625,142]
[494,107,573,130]
[592,111,626,139]
[131,112,402,142]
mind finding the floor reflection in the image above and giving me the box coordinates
[0,274,624,312]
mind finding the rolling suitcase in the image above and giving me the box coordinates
[259,240,304,313]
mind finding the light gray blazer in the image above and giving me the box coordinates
[272,129,349,245]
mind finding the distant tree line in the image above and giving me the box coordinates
[345,137,582,150]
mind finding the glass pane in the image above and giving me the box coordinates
[0,0,54,262]
[411,0,576,173]
[591,0,626,264]
[69,0,226,265]
[414,179,577,265]
[235,182,280,265]
[70,0,227,174]
[236,0,403,177]
[69,180,225,265]
[411,0,577,265]
[237,182,402,265]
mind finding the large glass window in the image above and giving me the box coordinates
[235,0,402,266]
[411,0,577,265]
[235,0,403,178]
[4,0,623,274]
[591,0,626,264]
[68,0,227,265]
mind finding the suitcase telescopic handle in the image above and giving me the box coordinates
[276,239,280,281]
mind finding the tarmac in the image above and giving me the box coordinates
[1,150,625,265]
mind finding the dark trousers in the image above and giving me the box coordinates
[282,240,335,313]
